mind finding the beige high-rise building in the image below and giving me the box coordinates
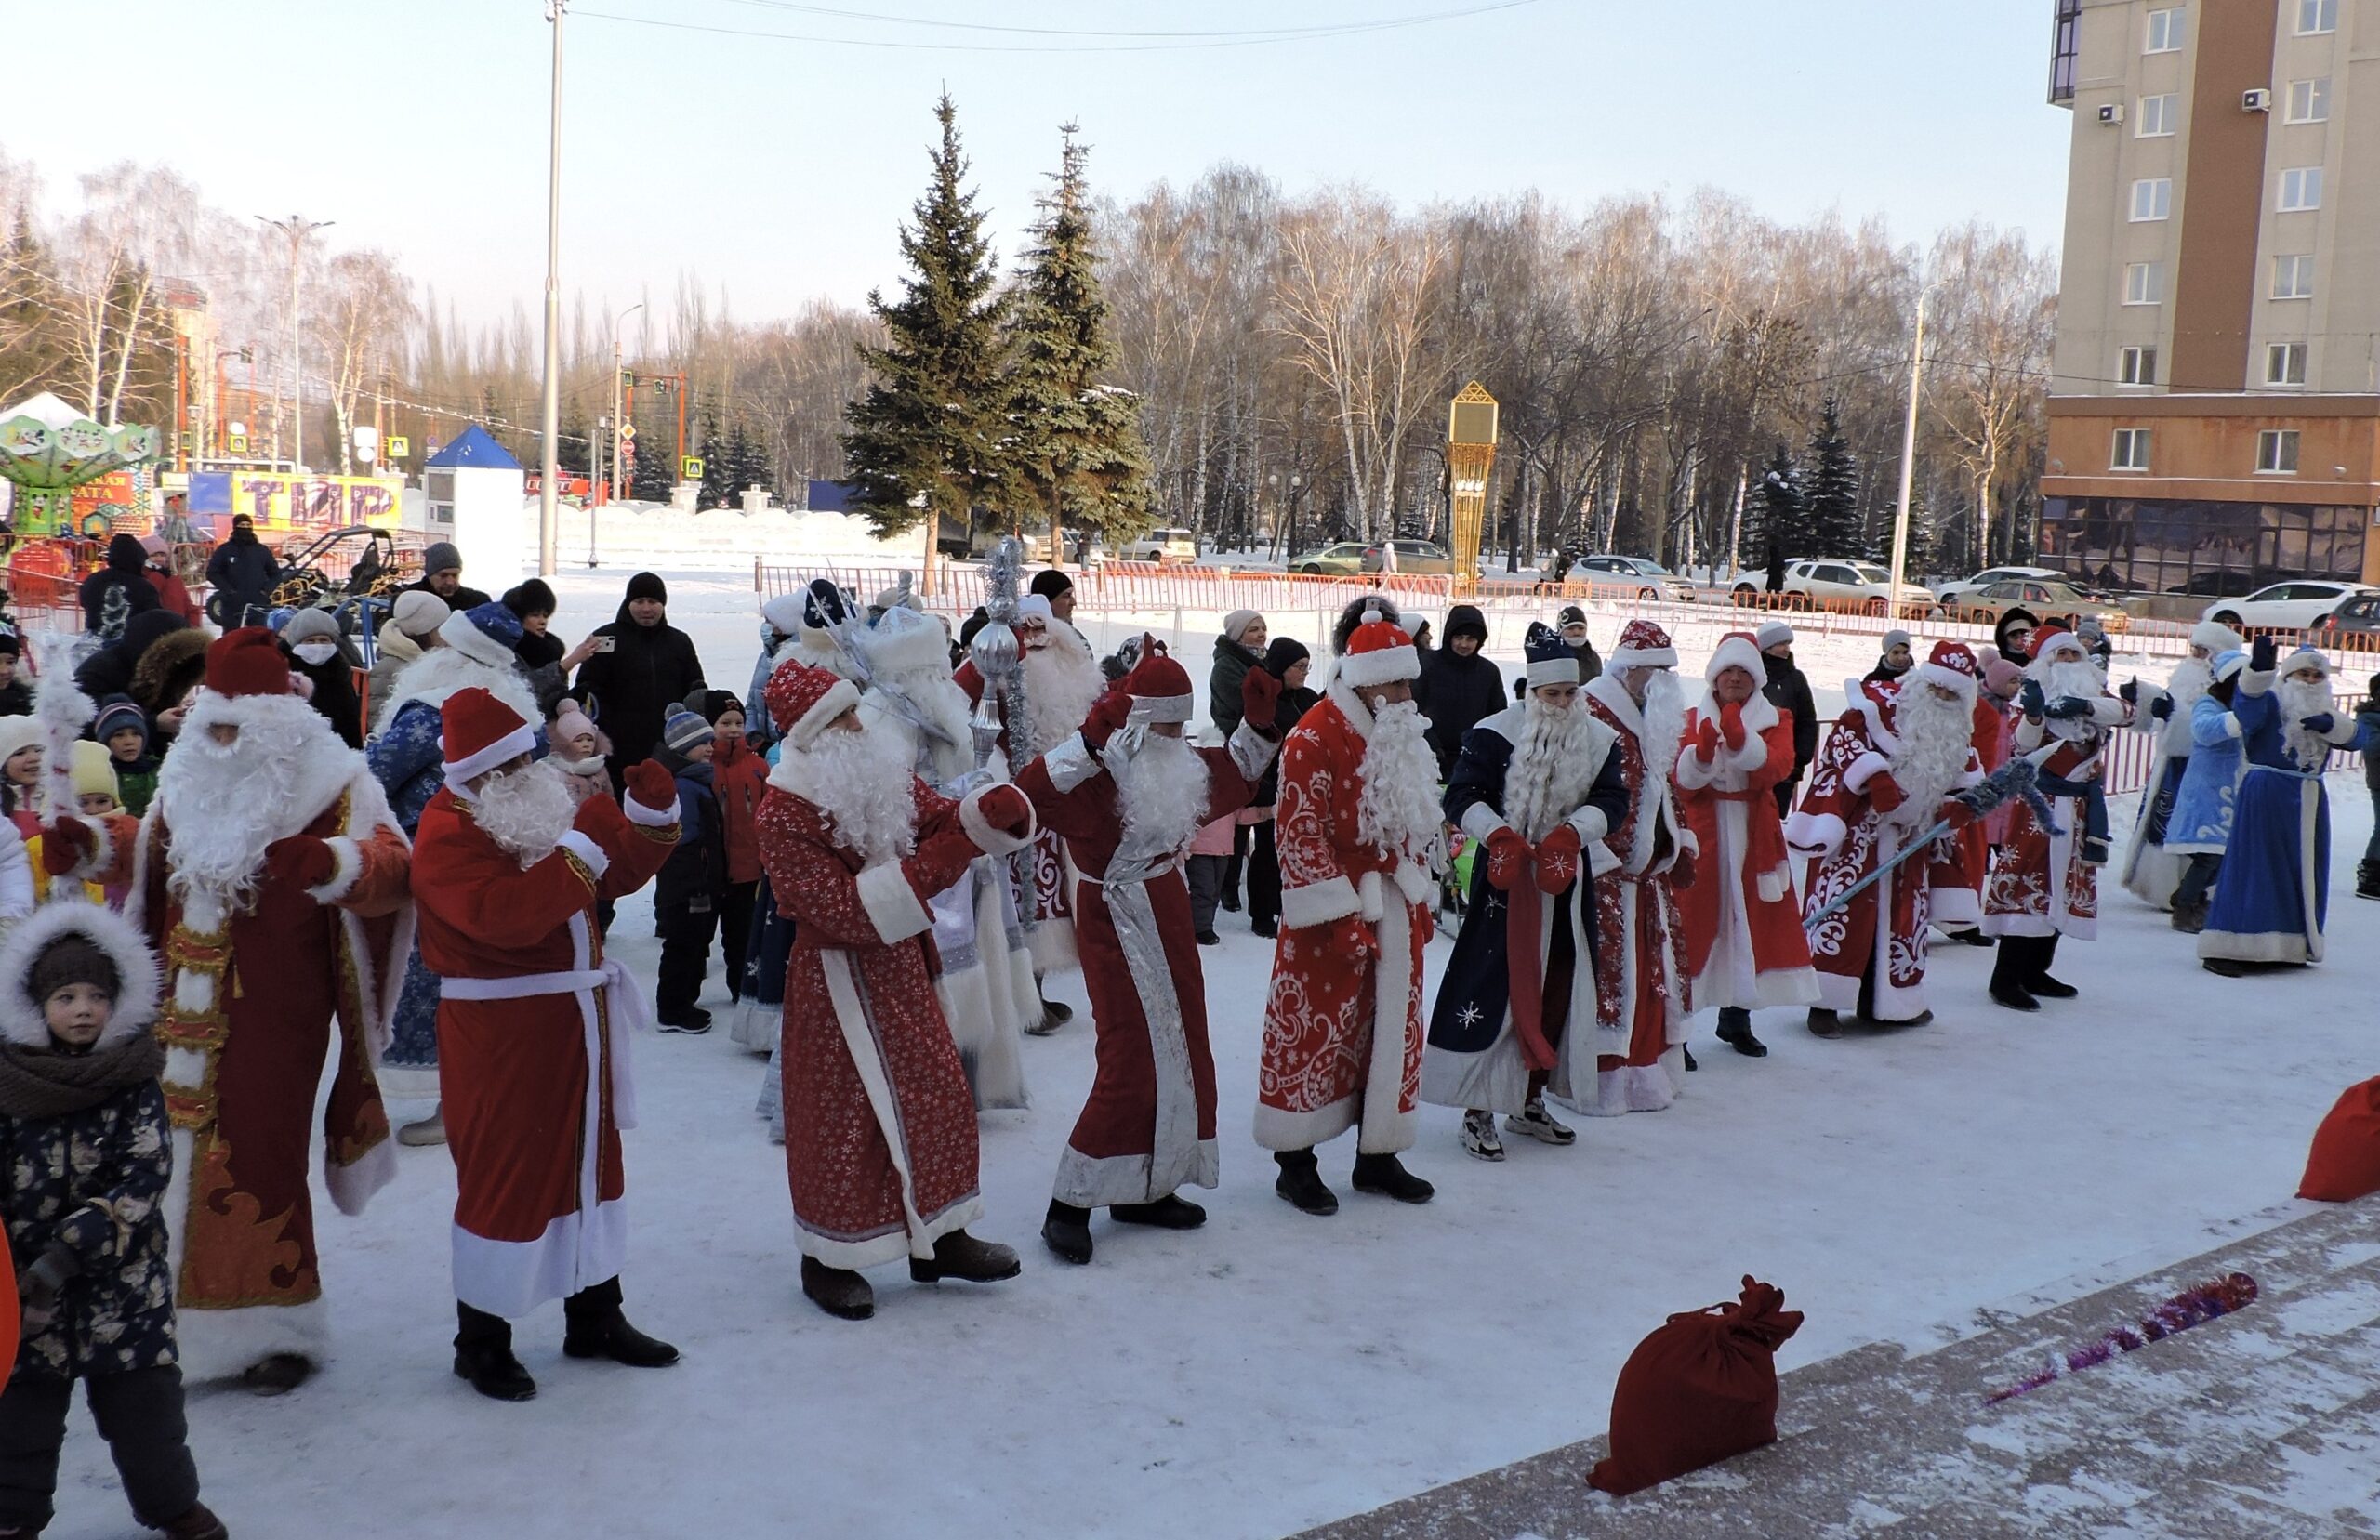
[2042,0,2380,600]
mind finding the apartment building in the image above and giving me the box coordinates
[2042,0,2380,602]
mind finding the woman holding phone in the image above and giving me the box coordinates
[574,570,707,792]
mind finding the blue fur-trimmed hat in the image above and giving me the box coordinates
[1523,621,1578,690]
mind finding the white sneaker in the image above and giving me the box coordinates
[1506,1099,1576,1146]
[1461,1110,1504,1162]
[397,1110,445,1147]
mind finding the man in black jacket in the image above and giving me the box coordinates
[573,571,707,790]
[79,533,159,637]
[407,541,493,612]
[202,516,281,629]
[1756,620,1818,819]
[1554,605,1604,683]
[1416,604,1507,781]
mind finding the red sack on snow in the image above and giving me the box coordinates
[2298,1078,2380,1201]
[1589,1276,1804,1497]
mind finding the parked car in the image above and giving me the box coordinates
[2203,579,2380,631]
[1117,527,1197,564]
[2320,591,2380,639]
[1290,541,1370,576]
[2164,570,2278,599]
[1564,553,1698,603]
[1934,565,2069,609]
[1359,537,1454,574]
[1953,579,2131,632]
[1739,559,1935,614]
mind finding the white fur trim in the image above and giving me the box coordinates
[1226,721,1277,783]
[1843,751,1893,795]
[1128,693,1195,726]
[373,646,540,735]
[437,609,520,671]
[1336,644,1420,688]
[172,1295,329,1384]
[1568,805,1609,844]
[323,1132,397,1218]
[1279,874,1360,928]
[442,722,538,787]
[1785,809,1847,858]
[787,678,865,750]
[1355,894,1419,1155]
[856,860,932,944]
[1459,801,1509,844]
[307,836,364,904]
[2193,620,2244,652]
[1040,734,1104,795]
[451,1203,630,1320]
[959,785,1036,857]
[622,787,677,827]
[0,901,161,1049]
[1705,634,1767,690]
[1606,644,1679,671]
[555,829,610,879]
[1526,656,1580,688]
[1911,661,1978,701]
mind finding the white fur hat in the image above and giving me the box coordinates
[0,901,161,1050]
[2192,619,2245,653]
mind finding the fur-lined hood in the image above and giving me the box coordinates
[129,628,211,716]
[0,902,161,1050]
[373,644,539,733]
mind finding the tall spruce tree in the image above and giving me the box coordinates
[1805,395,1862,558]
[628,425,677,502]
[1748,443,1805,591]
[840,93,1011,542]
[998,125,1153,551]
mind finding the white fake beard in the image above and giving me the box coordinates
[777,724,919,863]
[1110,731,1211,859]
[468,759,578,867]
[1887,686,1975,823]
[156,692,335,907]
[1023,631,1104,757]
[864,665,976,781]
[2280,674,2334,769]
[1635,669,1686,794]
[1505,694,1602,843]
[2164,656,2212,722]
[1356,699,1448,868]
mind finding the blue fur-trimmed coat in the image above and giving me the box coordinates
[2200,674,2371,964]
[2165,695,2248,857]
[1421,705,1627,1114]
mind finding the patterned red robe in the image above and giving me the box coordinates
[1674,695,1817,1011]
[1926,697,2007,928]
[1581,678,1692,1114]
[1255,687,1433,1155]
[1015,726,1269,1207]
[415,786,677,1317]
[121,770,411,1379]
[758,776,1016,1268]
[957,655,1079,972]
[1787,687,1937,1021]
[1984,704,2125,939]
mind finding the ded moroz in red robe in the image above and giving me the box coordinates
[414,782,678,1317]
[1580,662,1694,1115]
[758,767,1036,1268]
[1015,710,1274,1207]
[1673,640,1818,1013]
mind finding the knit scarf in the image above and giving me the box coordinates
[0,1034,165,1119]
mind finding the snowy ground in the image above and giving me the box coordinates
[44,564,2380,1539]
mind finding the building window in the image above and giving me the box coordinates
[2111,428,2152,471]
[2119,347,2158,386]
[2298,0,2337,35]
[2280,167,2323,212]
[2131,178,2174,220]
[2136,93,2178,136]
[2040,496,2368,595]
[2267,343,2308,386]
[2146,7,2184,51]
[2287,77,2332,123]
[2050,0,2082,103]
[2257,429,2301,474]
[2124,261,2165,305]
[2273,255,2316,299]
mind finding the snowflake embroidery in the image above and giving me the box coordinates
[1456,1003,1484,1029]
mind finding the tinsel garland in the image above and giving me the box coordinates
[1984,1272,2259,1405]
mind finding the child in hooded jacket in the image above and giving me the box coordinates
[692,690,767,1003]
[654,707,725,1033]
[91,698,157,819]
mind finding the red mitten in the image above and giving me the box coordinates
[1719,699,1748,751]
[1484,826,1530,890]
[39,820,92,879]
[624,757,678,814]
[1670,849,1697,891]
[264,835,337,894]
[1938,798,1976,830]
[1534,823,1583,893]
[1079,691,1133,754]
[1693,716,1721,759]
[1324,914,1377,963]
[1241,667,1284,739]
[972,784,1032,842]
[1867,773,1908,816]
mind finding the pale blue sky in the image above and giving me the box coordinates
[7,1,2074,334]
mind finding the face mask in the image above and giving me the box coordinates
[294,641,337,667]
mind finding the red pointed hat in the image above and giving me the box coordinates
[764,656,863,749]
[1337,606,1419,688]
[1911,638,1979,700]
[1118,636,1195,723]
[441,686,537,784]
[2029,622,2085,665]
[204,627,294,698]
[1608,617,1677,671]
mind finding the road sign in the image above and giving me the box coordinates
[619,422,635,442]
[228,432,249,454]
[681,455,704,480]
[386,436,410,458]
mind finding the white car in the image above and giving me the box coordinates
[1565,554,1698,603]
[1117,527,1197,564]
[2202,580,2378,631]
[1739,559,1935,614]
[1935,565,2069,610]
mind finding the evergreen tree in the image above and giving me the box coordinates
[727,417,774,503]
[1747,443,1805,591]
[628,423,676,502]
[1805,395,1862,558]
[997,124,1153,549]
[1896,481,1935,580]
[694,402,735,507]
[558,409,590,478]
[839,93,1011,539]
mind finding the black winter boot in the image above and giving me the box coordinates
[1716,1007,1768,1058]
[1042,1201,1094,1265]
[1351,1152,1435,1204]
[1111,1194,1207,1230]
[2359,860,2380,900]
[800,1256,874,1321]
[1273,1149,1338,1215]
[454,1302,536,1402]
[1806,1007,1843,1039]
[562,1277,680,1367]
[909,1229,1022,1284]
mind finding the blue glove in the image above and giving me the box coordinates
[2251,634,2277,672]
[2302,712,2335,736]
[2149,695,2173,721]
[2046,696,2093,720]
[2018,678,2047,719]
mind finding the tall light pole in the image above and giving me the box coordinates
[537,0,567,578]
[612,301,643,501]
[1888,281,1940,619]
[257,215,332,473]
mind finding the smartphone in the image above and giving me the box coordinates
[594,635,616,652]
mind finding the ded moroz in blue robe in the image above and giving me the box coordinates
[2200,658,2368,967]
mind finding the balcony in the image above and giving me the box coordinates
[2049,0,2081,105]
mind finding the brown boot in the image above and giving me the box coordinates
[157,1503,228,1540]
[800,1256,873,1321]
[908,1230,1021,1284]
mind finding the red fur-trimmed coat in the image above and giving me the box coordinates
[1580,677,1691,1113]
[1983,695,2128,940]
[1674,695,1817,1011]
[1254,687,1433,1156]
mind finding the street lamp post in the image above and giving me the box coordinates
[612,301,643,503]
[256,215,332,473]
[1888,282,1940,620]
[537,0,567,578]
